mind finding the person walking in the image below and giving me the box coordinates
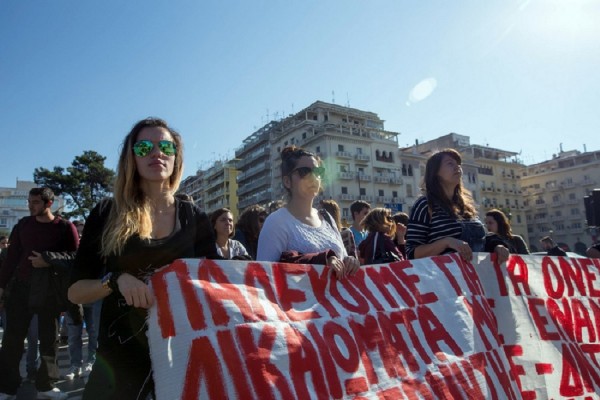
[0,187,79,400]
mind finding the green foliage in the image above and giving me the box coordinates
[34,150,115,220]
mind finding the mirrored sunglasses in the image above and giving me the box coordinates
[291,166,326,179]
[132,140,177,157]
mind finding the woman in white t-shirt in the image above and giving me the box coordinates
[257,146,359,278]
[210,208,250,259]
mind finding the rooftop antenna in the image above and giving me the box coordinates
[332,90,335,104]
[346,93,350,107]
[291,103,295,115]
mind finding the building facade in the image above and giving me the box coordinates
[519,149,600,253]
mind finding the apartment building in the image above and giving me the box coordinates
[177,159,239,220]
[179,172,205,209]
[266,101,405,223]
[402,133,528,240]
[520,149,600,253]
[234,121,275,213]
[0,180,66,235]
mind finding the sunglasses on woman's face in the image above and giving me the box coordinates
[291,166,326,179]
[132,140,177,157]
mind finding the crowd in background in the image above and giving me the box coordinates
[1,119,600,400]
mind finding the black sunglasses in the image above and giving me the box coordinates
[133,140,177,158]
[291,166,326,179]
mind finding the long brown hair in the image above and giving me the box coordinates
[486,209,513,238]
[423,148,476,219]
[101,118,184,257]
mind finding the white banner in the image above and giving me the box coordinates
[146,254,600,399]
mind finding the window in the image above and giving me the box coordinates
[392,191,398,198]
[569,193,577,200]
[338,144,344,152]
[406,184,413,198]
[402,164,408,176]
[360,188,366,196]
[357,148,362,154]
[0,217,6,227]
[341,187,348,194]
[407,164,413,176]
[316,146,320,153]
[517,215,522,224]
[378,189,384,196]
[302,132,307,139]
[571,208,580,215]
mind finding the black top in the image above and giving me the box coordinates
[484,233,530,255]
[70,198,217,395]
[547,245,567,257]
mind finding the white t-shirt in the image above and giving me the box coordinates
[257,207,347,262]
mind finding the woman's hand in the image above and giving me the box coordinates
[494,245,510,265]
[327,256,345,278]
[116,273,154,309]
[395,223,407,244]
[342,256,360,277]
[446,237,473,261]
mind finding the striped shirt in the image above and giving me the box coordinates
[406,196,463,259]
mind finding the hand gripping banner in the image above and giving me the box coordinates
[146,254,600,399]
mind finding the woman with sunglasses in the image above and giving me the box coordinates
[68,118,218,399]
[406,149,485,261]
[358,208,405,265]
[257,146,360,278]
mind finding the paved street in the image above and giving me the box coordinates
[0,326,88,399]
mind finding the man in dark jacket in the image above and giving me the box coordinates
[0,187,79,400]
[540,236,567,257]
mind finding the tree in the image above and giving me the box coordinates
[34,150,115,220]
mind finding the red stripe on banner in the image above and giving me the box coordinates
[285,325,329,400]
[273,263,321,321]
[535,363,553,374]
[244,262,288,321]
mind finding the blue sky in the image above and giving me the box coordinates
[1,1,599,188]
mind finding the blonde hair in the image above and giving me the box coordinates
[101,118,184,257]
[361,207,396,236]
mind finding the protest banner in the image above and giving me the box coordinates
[146,254,600,399]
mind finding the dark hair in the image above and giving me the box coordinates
[350,200,370,220]
[236,205,267,242]
[361,207,395,236]
[280,146,320,197]
[423,148,476,219]
[320,199,342,231]
[540,236,555,245]
[210,208,234,238]
[29,187,54,204]
[391,212,409,225]
[0,235,7,242]
[485,209,512,238]
[73,220,85,227]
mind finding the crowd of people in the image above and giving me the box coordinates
[0,117,598,399]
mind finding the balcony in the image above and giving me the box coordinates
[355,154,370,162]
[534,202,547,209]
[359,195,373,202]
[337,172,355,180]
[376,196,393,203]
[335,151,353,159]
[374,175,390,183]
[566,198,580,205]
[390,177,403,185]
[339,194,355,201]
[357,174,371,182]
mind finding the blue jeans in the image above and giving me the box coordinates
[460,219,486,252]
[67,301,101,367]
